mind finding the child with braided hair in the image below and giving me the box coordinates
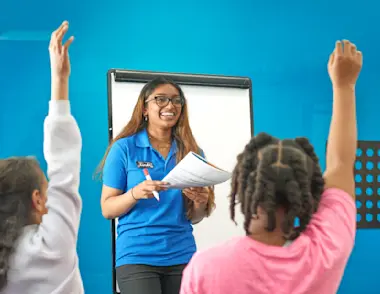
[229,134,325,242]
[180,39,361,294]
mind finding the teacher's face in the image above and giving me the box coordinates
[144,84,183,129]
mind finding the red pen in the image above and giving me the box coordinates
[143,168,160,201]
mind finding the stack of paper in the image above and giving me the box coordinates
[162,152,231,189]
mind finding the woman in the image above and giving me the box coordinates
[0,21,84,293]
[97,77,216,294]
[180,40,361,294]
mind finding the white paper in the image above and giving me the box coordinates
[162,152,231,189]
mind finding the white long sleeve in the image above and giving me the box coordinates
[2,100,84,294]
[40,100,82,252]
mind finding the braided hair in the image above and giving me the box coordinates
[229,133,325,240]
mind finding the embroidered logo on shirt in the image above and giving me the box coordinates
[136,161,154,168]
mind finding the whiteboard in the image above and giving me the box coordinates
[107,69,253,294]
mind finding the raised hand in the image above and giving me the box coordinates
[49,21,74,81]
[328,40,363,89]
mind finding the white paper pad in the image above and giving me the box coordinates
[162,152,231,189]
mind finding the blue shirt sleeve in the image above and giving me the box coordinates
[103,141,128,191]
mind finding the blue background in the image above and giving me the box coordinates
[0,1,378,293]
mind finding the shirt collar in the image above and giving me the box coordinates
[135,128,178,154]
[135,128,150,148]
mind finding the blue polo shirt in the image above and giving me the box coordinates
[103,128,197,267]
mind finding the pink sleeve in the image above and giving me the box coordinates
[180,258,198,294]
[304,188,357,253]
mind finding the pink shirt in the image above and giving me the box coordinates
[180,188,356,294]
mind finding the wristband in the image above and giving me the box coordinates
[131,188,138,201]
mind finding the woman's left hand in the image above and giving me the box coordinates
[183,187,209,204]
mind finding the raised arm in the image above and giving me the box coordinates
[324,40,362,198]
[37,21,82,253]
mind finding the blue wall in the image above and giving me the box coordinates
[1,0,378,293]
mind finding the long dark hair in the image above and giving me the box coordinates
[0,157,42,291]
[229,133,325,240]
[95,77,215,219]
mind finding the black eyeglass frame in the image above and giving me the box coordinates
[145,96,185,107]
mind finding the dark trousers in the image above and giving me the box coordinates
[116,264,187,294]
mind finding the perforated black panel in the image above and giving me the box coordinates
[354,141,380,228]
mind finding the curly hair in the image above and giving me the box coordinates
[229,133,325,240]
[0,157,42,291]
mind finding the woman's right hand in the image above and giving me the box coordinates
[133,180,169,200]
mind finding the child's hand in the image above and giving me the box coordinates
[328,40,362,89]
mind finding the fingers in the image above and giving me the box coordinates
[49,20,71,52]
[139,192,155,199]
[143,181,168,192]
[350,43,357,55]
[347,40,362,62]
[357,50,363,64]
[185,187,205,192]
[343,40,351,56]
[183,188,194,195]
[328,52,335,66]
[342,40,362,64]
[183,189,197,195]
[50,21,65,47]
[142,187,165,194]
[183,188,208,203]
[335,40,343,56]
[183,188,196,198]
[63,36,74,53]
[139,188,158,199]
[56,24,69,46]
[338,39,358,56]
[50,21,67,42]
[332,39,361,63]
[145,181,167,187]
[146,180,168,186]
[184,187,209,198]
[183,190,197,200]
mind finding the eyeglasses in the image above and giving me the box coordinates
[145,96,185,108]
